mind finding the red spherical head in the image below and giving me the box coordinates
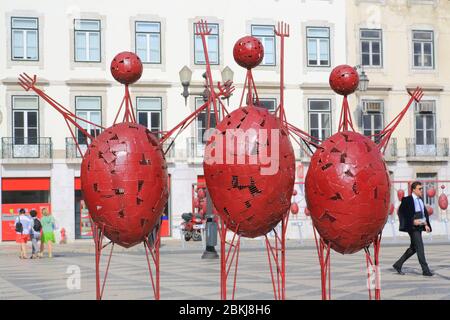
[397,189,405,201]
[426,205,433,216]
[427,187,436,198]
[329,65,359,96]
[110,51,143,85]
[204,106,295,238]
[233,36,264,69]
[80,123,168,248]
[305,131,390,254]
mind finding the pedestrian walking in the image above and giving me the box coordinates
[15,209,32,259]
[29,209,43,259]
[41,208,56,258]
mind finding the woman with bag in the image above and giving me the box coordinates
[40,208,56,258]
[14,208,32,259]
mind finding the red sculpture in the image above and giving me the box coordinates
[290,202,299,215]
[305,131,390,254]
[195,21,296,300]
[233,36,264,69]
[80,122,168,248]
[439,186,448,210]
[427,187,436,198]
[426,205,434,216]
[289,64,424,300]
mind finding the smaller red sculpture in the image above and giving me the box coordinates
[439,186,448,210]
[233,36,264,69]
[389,203,395,216]
[329,65,359,96]
[291,202,299,215]
[305,207,311,217]
[427,187,436,198]
[426,205,434,216]
[110,51,143,85]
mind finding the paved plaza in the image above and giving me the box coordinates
[0,238,449,300]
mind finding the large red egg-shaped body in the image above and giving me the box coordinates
[81,122,168,248]
[204,106,295,238]
[305,131,390,254]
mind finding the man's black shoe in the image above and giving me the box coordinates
[423,271,434,277]
[393,264,405,275]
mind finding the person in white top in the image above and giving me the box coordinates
[14,208,33,259]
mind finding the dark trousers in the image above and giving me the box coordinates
[394,229,430,272]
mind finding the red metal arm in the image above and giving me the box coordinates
[18,73,105,158]
[376,87,423,154]
[275,21,290,125]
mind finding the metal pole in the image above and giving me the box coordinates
[202,189,219,259]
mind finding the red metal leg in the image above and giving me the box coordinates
[218,219,241,300]
[264,212,289,300]
[313,226,332,300]
[144,226,161,300]
[364,233,382,300]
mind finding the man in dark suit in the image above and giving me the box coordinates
[393,181,433,276]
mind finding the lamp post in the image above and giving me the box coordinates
[354,65,369,92]
[179,65,234,105]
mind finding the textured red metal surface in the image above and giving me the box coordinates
[204,106,295,238]
[329,65,359,96]
[81,122,168,248]
[233,36,264,70]
[305,131,390,254]
[110,51,143,85]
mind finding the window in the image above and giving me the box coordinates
[194,23,219,65]
[75,97,102,144]
[11,17,38,61]
[257,98,277,113]
[195,98,219,145]
[136,97,162,137]
[362,100,384,143]
[306,27,330,67]
[308,99,331,143]
[360,29,382,67]
[412,30,434,68]
[12,96,39,145]
[135,22,161,64]
[74,19,101,62]
[417,172,437,207]
[415,101,435,147]
[251,25,275,66]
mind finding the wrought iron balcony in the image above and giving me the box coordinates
[162,137,176,161]
[1,137,52,159]
[186,137,205,159]
[406,138,449,158]
[65,137,87,159]
[383,137,397,160]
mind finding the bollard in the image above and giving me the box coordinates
[201,190,219,259]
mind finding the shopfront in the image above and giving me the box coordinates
[1,178,51,241]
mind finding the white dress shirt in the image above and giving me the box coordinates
[412,193,426,223]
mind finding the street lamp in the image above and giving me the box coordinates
[354,65,369,92]
[179,65,234,105]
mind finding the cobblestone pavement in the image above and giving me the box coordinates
[0,238,449,300]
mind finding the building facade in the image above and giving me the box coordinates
[0,0,448,241]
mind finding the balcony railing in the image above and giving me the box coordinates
[186,137,204,159]
[406,138,449,158]
[162,137,176,161]
[65,137,87,159]
[384,137,397,159]
[1,137,52,159]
